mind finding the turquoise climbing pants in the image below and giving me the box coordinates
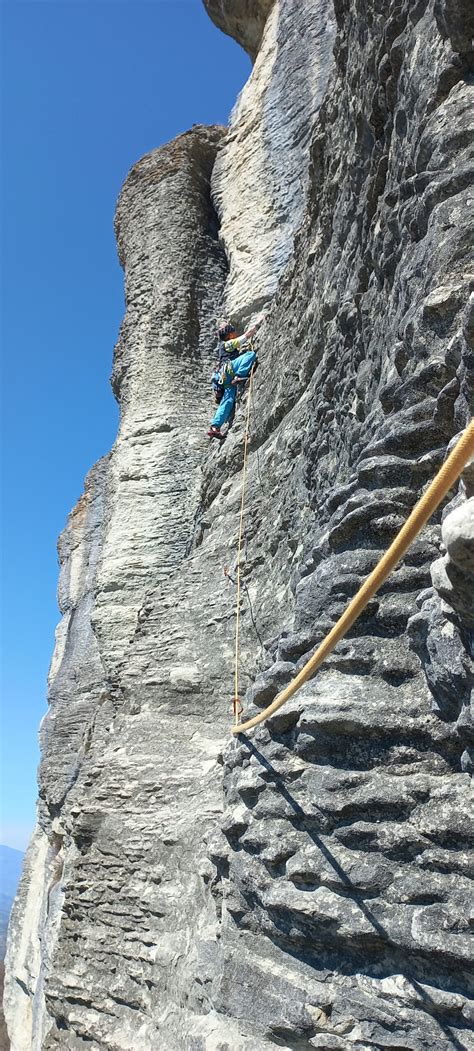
[211,350,256,428]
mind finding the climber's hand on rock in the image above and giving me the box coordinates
[249,313,265,337]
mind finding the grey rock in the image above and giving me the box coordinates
[442,496,474,571]
[431,550,474,625]
[434,0,474,54]
[203,0,274,61]
[408,590,471,719]
[211,0,336,322]
[245,661,296,709]
[429,493,474,625]
[5,0,474,1049]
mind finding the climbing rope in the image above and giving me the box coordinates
[233,365,256,725]
[232,419,474,735]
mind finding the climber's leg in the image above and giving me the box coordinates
[232,349,257,381]
[210,386,237,429]
[207,352,256,438]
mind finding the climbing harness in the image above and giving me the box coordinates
[211,371,225,402]
[232,364,256,725]
[211,345,256,406]
[231,419,474,735]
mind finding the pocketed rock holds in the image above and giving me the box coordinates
[434,0,474,53]
[431,498,474,625]
[4,0,474,1048]
[442,495,474,569]
[245,661,296,709]
[413,482,474,773]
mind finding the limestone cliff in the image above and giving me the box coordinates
[210,0,336,321]
[4,1,474,1049]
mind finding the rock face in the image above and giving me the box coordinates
[5,1,474,1049]
[203,0,274,61]
[211,0,336,322]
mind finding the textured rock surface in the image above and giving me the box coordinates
[5,0,474,1048]
[211,0,336,323]
[5,125,237,1050]
[203,0,274,61]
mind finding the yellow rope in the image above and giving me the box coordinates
[234,365,255,725]
[232,419,474,735]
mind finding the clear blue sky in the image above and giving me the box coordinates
[1,0,250,851]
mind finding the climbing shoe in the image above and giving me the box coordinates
[207,425,225,440]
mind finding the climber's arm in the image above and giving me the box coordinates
[242,314,265,342]
[242,323,258,342]
[229,316,264,351]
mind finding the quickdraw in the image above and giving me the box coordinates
[232,696,243,719]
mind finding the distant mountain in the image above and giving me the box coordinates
[0,846,24,959]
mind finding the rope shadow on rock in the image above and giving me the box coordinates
[234,737,472,1051]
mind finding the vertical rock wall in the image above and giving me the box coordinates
[202,0,474,1046]
[4,458,109,1051]
[210,0,336,322]
[5,126,238,1050]
[94,130,228,675]
[4,1,474,1049]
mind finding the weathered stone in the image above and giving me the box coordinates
[203,0,274,61]
[211,0,336,322]
[442,496,474,570]
[5,0,474,1048]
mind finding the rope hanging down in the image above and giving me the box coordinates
[233,365,256,725]
[232,419,474,735]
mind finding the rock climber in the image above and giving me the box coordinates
[207,316,264,440]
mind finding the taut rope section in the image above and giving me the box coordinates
[232,420,474,735]
[234,365,255,725]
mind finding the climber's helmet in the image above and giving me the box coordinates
[218,321,237,342]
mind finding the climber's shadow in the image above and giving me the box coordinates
[237,737,468,1051]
